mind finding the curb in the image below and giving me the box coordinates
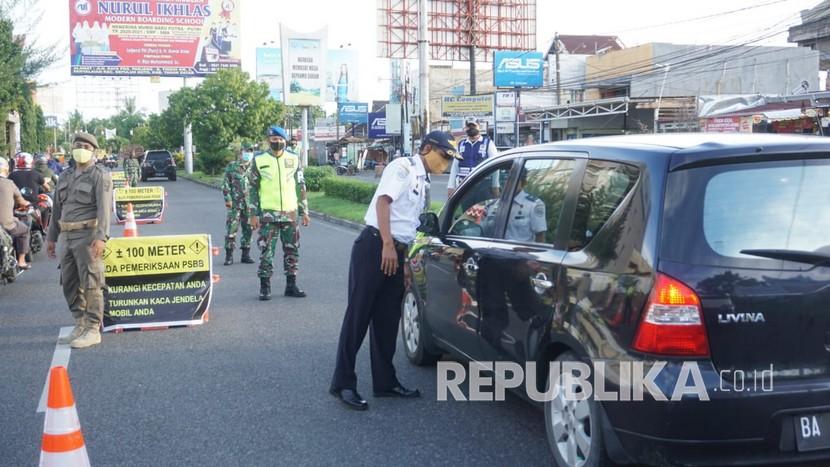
[180,174,364,232]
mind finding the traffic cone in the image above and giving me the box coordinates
[123,203,138,237]
[39,366,90,467]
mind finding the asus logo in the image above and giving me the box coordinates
[497,58,543,72]
[371,118,386,127]
[717,313,766,324]
[341,105,366,113]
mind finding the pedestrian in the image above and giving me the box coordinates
[0,158,32,270]
[46,132,112,349]
[123,151,141,187]
[247,126,310,300]
[222,144,254,266]
[330,131,462,410]
[447,118,498,197]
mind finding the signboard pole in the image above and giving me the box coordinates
[183,77,193,174]
[514,87,520,149]
[302,106,309,167]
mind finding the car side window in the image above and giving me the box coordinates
[448,161,513,238]
[569,160,639,251]
[506,158,576,245]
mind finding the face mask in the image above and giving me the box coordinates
[288,142,297,148]
[270,141,286,152]
[423,149,451,175]
[241,152,253,162]
[466,128,480,138]
[72,148,93,164]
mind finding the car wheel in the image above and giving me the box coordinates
[545,351,611,467]
[400,288,440,366]
[169,174,177,181]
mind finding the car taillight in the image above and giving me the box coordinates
[632,273,710,357]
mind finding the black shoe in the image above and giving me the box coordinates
[240,248,255,264]
[373,384,421,398]
[284,275,306,298]
[223,249,234,266]
[259,277,271,301]
[330,387,368,411]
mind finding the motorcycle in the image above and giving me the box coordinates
[0,228,17,283]
[14,204,37,261]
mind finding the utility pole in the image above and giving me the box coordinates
[183,77,193,174]
[654,64,671,134]
[470,45,476,95]
[554,32,561,105]
[418,0,429,136]
[301,106,309,166]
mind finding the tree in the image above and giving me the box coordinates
[67,110,85,135]
[285,105,325,134]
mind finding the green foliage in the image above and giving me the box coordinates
[196,148,233,176]
[304,166,335,192]
[321,177,378,204]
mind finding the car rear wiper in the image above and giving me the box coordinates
[739,249,830,266]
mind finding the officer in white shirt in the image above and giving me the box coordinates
[447,119,499,197]
[330,131,462,411]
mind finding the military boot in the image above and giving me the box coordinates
[70,327,102,349]
[240,248,255,264]
[259,277,272,301]
[58,318,84,345]
[224,248,234,266]
[285,275,307,298]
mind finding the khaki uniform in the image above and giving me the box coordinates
[47,163,112,328]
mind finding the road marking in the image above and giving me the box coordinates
[36,327,73,413]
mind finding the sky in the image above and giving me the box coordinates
[16,0,822,119]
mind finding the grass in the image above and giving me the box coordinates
[308,192,445,225]
[180,170,222,188]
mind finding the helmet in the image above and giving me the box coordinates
[266,125,288,140]
[15,152,33,169]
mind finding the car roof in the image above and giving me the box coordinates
[511,133,830,170]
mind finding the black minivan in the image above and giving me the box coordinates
[141,149,177,181]
[404,134,830,466]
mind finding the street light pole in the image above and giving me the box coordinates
[418,0,430,136]
[654,64,670,134]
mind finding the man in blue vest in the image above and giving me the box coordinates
[447,119,499,197]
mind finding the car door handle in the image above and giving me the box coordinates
[464,257,479,275]
[531,273,553,294]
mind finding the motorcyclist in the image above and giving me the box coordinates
[0,158,32,269]
[34,156,58,193]
[9,152,48,203]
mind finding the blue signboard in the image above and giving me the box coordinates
[368,111,390,139]
[493,51,545,88]
[338,102,369,125]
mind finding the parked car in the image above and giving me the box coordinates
[141,149,177,181]
[404,133,830,466]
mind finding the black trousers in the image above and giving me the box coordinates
[331,227,405,392]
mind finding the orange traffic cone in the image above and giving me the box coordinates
[123,202,138,237]
[39,366,90,467]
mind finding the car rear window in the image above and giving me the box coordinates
[661,158,830,268]
[146,151,171,160]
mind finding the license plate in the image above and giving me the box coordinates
[794,412,830,452]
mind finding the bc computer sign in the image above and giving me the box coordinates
[493,51,544,88]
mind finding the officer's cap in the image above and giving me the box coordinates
[422,131,462,160]
[73,132,99,149]
[267,125,288,140]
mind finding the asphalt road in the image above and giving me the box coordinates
[0,177,549,466]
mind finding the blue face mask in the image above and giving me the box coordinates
[241,152,253,162]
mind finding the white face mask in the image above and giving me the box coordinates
[72,148,93,164]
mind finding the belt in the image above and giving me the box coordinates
[59,219,98,232]
[366,226,408,253]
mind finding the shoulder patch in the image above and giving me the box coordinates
[533,203,545,216]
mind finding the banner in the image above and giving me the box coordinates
[113,186,165,223]
[338,102,369,124]
[110,171,127,189]
[280,26,327,106]
[256,47,283,101]
[326,48,359,103]
[701,116,753,133]
[368,111,390,139]
[68,0,241,77]
[441,95,495,118]
[103,234,212,331]
[493,51,545,88]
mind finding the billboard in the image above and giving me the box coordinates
[441,95,494,118]
[326,49,359,103]
[256,47,283,101]
[368,111,390,139]
[280,26,327,106]
[493,51,545,88]
[338,102,369,125]
[69,0,241,77]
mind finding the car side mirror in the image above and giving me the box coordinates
[417,212,440,236]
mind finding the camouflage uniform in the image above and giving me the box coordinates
[247,150,308,279]
[123,157,141,187]
[221,160,252,251]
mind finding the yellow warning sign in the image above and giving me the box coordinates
[114,186,164,202]
[105,234,210,278]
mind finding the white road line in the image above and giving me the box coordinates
[36,326,74,413]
